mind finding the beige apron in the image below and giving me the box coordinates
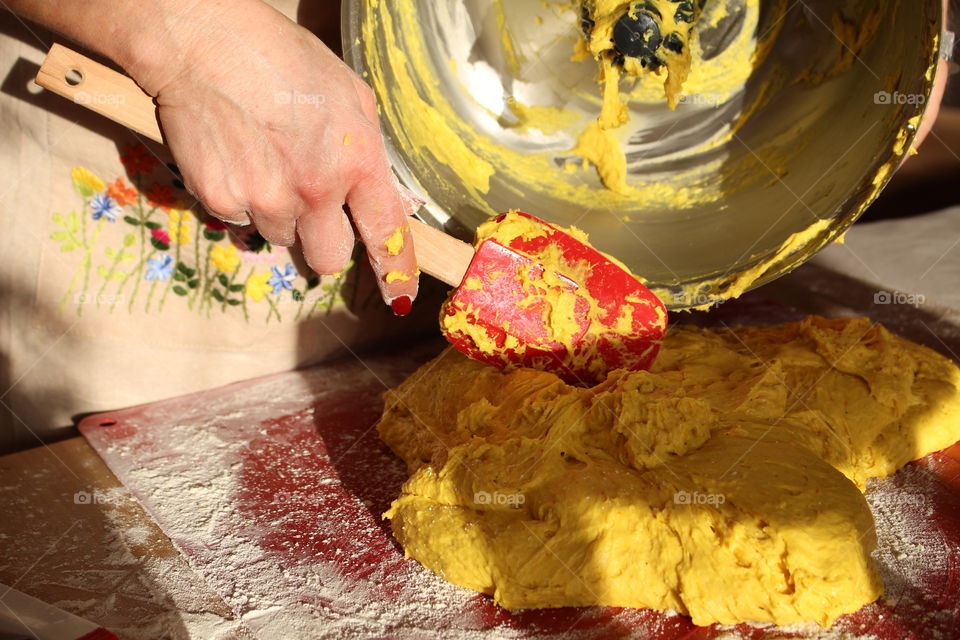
[0,2,437,452]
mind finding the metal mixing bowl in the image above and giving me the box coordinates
[343,0,942,309]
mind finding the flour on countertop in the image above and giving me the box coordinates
[69,346,960,639]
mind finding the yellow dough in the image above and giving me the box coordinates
[379,317,960,626]
[385,226,406,256]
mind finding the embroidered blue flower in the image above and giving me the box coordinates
[145,254,174,282]
[268,263,297,295]
[89,194,120,222]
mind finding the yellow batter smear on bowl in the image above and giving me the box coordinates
[572,0,705,190]
[360,0,931,308]
[379,316,960,625]
[572,120,630,194]
[674,217,834,308]
[502,99,582,135]
[361,0,758,213]
[494,0,523,76]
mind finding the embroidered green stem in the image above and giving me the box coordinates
[78,217,105,317]
[325,274,347,315]
[294,291,306,322]
[188,219,202,309]
[199,242,214,315]
[219,268,239,312]
[240,265,253,323]
[96,246,126,303]
[112,249,157,313]
[59,263,85,315]
[144,278,160,313]
[80,199,88,247]
[265,294,282,323]
[158,233,183,312]
[127,181,148,311]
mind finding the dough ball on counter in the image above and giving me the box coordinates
[378,317,960,626]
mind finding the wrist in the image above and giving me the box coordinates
[115,0,273,95]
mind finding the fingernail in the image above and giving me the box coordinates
[390,295,412,317]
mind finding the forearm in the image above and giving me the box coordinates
[5,0,277,94]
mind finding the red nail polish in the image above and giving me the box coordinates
[391,295,412,317]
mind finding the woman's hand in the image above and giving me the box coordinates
[911,0,950,154]
[130,0,418,313]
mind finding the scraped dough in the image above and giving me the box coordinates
[378,317,960,626]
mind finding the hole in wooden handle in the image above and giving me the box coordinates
[64,68,83,86]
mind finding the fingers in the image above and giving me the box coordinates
[181,176,252,227]
[913,0,951,153]
[297,204,356,275]
[246,211,298,247]
[245,179,301,246]
[346,155,419,315]
[183,165,298,245]
[345,76,420,313]
[200,203,295,246]
[911,60,948,155]
[350,76,380,125]
[203,208,251,227]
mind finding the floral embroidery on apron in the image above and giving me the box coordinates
[51,144,351,323]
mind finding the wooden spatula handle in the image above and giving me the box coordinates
[407,220,474,287]
[36,42,473,288]
[36,43,163,143]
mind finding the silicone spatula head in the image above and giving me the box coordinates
[440,211,667,385]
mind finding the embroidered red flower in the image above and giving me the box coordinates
[145,184,179,211]
[205,217,228,231]
[106,177,138,207]
[151,228,171,244]
[120,144,159,176]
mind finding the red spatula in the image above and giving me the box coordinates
[436,210,666,383]
[36,43,667,384]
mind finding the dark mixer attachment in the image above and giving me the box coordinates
[581,1,707,70]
